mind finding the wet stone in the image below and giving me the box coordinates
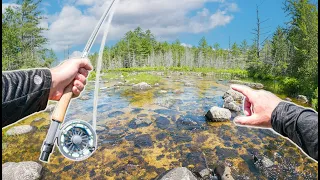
[154,109,180,116]
[156,132,167,141]
[128,117,152,129]
[156,155,165,160]
[117,151,129,159]
[215,146,239,160]
[172,133,192,143]
[176,115,205,131]
[182,152,208,172]
[63,164,73,171]
[108,111,125,118]
[6,125,35,136]
[131,108,143,114]
[125,134,136,141]
[134,134,153,148]
[137,114,148,118]
[156,116,170,130]
[96,125,107,132]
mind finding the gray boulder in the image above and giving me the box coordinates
[205,107,231,122]
[158,167,197,180]
[224,96,234,103]
[6,125,35,136]
[297,95,308,103]
[223,102,241,112]
[223,89,243,101]
[2,161,42,180]
[132,82,152,91]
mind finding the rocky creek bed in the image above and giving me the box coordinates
[2,74,318,180]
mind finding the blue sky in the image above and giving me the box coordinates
[2,0,291,61]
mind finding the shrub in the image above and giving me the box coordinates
[280,77,300,95]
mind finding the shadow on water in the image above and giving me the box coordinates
[2,73,318,179]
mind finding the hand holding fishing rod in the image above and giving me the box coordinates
[39,0,119,163]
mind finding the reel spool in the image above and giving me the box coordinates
[57,120,97,161]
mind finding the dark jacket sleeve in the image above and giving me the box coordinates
[2,69,52,128]
[271,101,318,161]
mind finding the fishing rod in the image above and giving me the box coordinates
[39,0,118,163]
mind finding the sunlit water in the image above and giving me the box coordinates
[2,74,318,179]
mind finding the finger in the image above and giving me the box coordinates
[79,58,93,71]
[72,86,81,97]
[243,97,252,116]
[74,80,84,91]
[230,84,255,99]
[75,73,86,84]
[79,67,89,78]
[234,114,260,126]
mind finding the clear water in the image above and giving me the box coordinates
[2,74,318,179]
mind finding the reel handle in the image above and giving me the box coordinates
[52,83,73,122]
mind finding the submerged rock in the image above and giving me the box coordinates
[79,95,90,100]
[134,134,153,148]
[132,82,152,91]
[96,125,107,132]
[205,107,231,122]
[297,95,308,104]
[128,117,152,129]
[182,152,208,172]
[176,115,205,130]
[223,102,241,112]
[156,167,197,180]
[223,89,243,101]
[108,111,125,118]
[2,161,42,180]
[155,116,170,130]
[6,125,35,136]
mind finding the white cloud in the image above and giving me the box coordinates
[181,43,193,48]
[70,50,83,58]
[2,3,20,12]
[43,0,238,52]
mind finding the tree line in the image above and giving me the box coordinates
[2,0,317,110]
[2,0,56,71]
[88,0,317,110]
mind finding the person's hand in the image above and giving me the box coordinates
[231,84,283,128]
[49,58,93,101]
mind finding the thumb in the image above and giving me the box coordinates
[234,114,260,126]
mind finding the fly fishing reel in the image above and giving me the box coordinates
[57,120,97,161]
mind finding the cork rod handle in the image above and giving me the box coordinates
[51,84,73,122]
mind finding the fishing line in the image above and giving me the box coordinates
[92,0,119,131]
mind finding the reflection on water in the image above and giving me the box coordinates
[2,74,318,179]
